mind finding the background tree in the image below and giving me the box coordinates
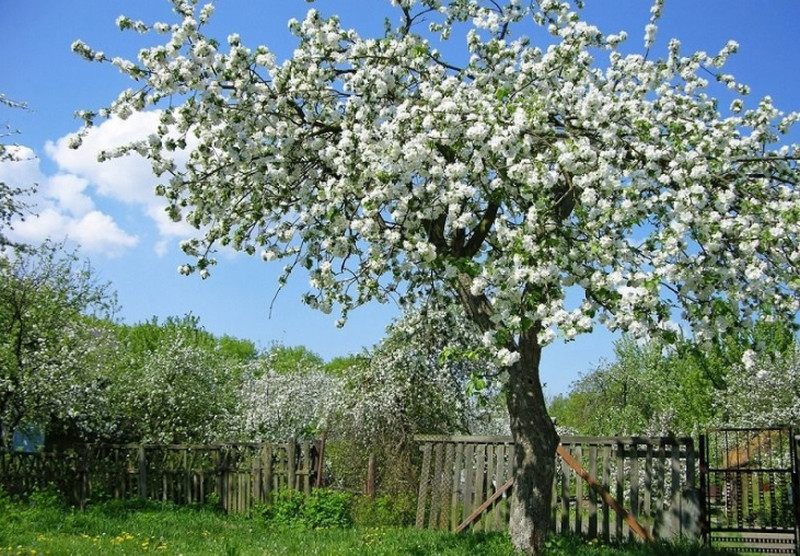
[716,343,800,429]
[339,300,504,440]
[233,344,342,443]
[328,300,504,498]
[106,315,254,444]
[549,337,666,435]
[77,1,800,551]
[0,94,36,250]
[261,344,326,375]
[550,322,798,436]
[549,336,721,436]
[0,240,117,446]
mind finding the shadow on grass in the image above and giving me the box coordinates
[540,533,732,556]
[396,531,734,556]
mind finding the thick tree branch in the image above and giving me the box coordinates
[461,202,500,257]
[454,273,496,335]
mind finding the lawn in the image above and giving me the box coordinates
[0,493,727,556]
[4,499,513,556]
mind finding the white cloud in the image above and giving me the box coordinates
[45,112,162,204]
[46,112,199,256]
[3,111,204,258]
[42,173,94,216]
[69,211,139,255]
[0,145,43,191]
[11,208,69,241]
[147,202,195,238]
[154,239,170,258]
[1,143,139,257]
[147,202,196,257]
[11,208,138,257]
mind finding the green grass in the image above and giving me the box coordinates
[0,495,728,555]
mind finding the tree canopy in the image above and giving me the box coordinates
[73,1,799,349]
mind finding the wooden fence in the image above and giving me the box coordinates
[415,435,699,541]
[0,440,318,514]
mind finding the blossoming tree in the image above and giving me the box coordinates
[0,241,117,447]
[0,95,35,250]
[74,0,799,551]
[717,342,800,430]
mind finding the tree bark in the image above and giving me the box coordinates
[451,273,558,553]
[506,327,559,554]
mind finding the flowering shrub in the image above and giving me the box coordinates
[232,348,343,442]
[0,241,118,445]
[337,300,505,441]
[717,344,800,428]
[114,334,243,444]
[324,301,506,496]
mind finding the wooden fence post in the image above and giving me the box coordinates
[79,446,89,511]
[416,443,432,529]
[366,453,376,498]
[698,434,709,546]
[264,444,273,503]
[137,445,147,500]
[213,447,223,510]
[792,434,800,552]
[302,442,312,495]
[287,438,296,492]
[315,433,326,489]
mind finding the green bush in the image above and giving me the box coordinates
[28,484,65,510]
[353,493,415,528]
[0,486,13,510]
[203,491,224,513]
[303,489,353,529]
[263,489,306,528]
[263,488,352,529]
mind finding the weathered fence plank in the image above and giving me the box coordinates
[429,442,444,529]
[557,444,653,543]
[462,443,475,522]
[415,435,698,543]
[602,445,611,542]
[455,478,513,534]
[0,440,317,514]
[588,445,598,538]
[560,450,570,533]
[616,441,625,537]
[644,443,653,537]
[450,442,463,531]
[415,443,432,529]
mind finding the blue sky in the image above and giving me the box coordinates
[1,0,798,395]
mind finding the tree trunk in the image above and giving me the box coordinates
[450,273,558,553]
[506,328,559,554]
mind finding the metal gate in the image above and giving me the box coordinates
[700,428,799,554]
